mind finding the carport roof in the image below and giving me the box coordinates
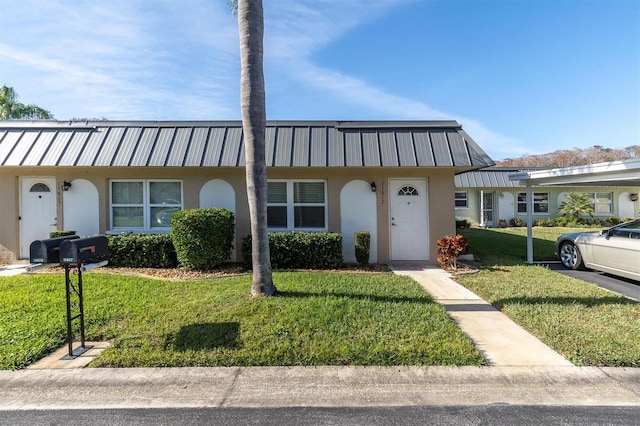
[0,120,494,170]
[509,159,640,187]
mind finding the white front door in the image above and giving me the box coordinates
[20,177,57,258]
[389,179,429,261]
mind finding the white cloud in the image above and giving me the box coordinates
[0,0,528,159]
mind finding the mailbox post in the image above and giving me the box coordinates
[59,236,109,359]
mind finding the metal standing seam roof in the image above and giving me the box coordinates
[0,120,494,169]
[456,164,640,188]
[454,168,535,188]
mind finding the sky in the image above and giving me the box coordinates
[0,0,638,161]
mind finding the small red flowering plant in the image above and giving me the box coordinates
[437,234,469,271]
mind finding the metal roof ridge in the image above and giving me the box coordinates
[0,119,464,129]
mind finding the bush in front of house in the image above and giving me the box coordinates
[455,219,471,229]
[533,218,555,227]
[606,216,621,226]
[49,230,77,238]
[509,217,524,227]
[107,234,178,268]
[354,231,370,265]
[170,208,235,270]
[242,232,343,270]
[437,234,468,271]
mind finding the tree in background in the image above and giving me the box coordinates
[557,192,595,223]
[229,0,276,296]
[496,145,640,168]
[0,86,53,120]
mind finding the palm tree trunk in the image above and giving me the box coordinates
[237,0,276,296]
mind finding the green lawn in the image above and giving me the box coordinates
[458,226,594,263]
[4,225,637,369]
[0,271,485,370]
[458,227,640,367]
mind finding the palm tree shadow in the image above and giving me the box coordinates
[166,322,240,351]
[492,296,637,310]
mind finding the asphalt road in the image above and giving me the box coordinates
[2,406,640,426]
[540,262,640,301]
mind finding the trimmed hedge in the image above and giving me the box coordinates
[49,230,76,238]
[242,232,343,270]
[455,219,471,229]
[170,208,235,270]
[107,234,178,268]
[354,231,370,265]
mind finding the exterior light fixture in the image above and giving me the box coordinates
[370,181,377,192]
[62,181,72,191]
[630,193,639,202]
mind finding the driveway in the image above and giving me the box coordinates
[540,262,640,301]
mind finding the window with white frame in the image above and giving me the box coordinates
[586,192,613,215]
[455,192,468,208]
[517,192,549,213]
[267,180,326,230]
[110,180,182,230]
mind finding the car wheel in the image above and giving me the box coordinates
[559,242,585,270]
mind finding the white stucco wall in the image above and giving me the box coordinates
[63,179,99,237]
[340,180,377,263]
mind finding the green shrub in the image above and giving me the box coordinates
[455,219,471,229]
[170,208,235,270]
[49,230,76,238]
[509,217,524,227]
[107,234,178,268]
[354,231,370,265]
[606,216,621,226]
[533,218,555,227]
[242,232,343,270]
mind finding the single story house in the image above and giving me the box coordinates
[455,167,640,227]
[0,120,494,264]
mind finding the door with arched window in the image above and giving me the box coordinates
[389,179,429,261]
[20,177,57,258]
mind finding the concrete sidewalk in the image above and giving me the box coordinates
[389,266,573,367]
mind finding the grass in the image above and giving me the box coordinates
[0,271,485,370]
[458,226,593,263]
[458,227,640,367]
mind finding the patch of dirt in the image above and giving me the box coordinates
[34,263,392,281]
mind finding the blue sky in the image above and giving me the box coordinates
[1,0,638,161]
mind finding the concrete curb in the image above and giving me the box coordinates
[1,366,639,409]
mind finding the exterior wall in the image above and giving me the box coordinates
[456,187,640,227]
[0,166,458,264]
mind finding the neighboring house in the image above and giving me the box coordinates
[0,120,494,264]
[455,167,640,227]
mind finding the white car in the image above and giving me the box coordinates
[555,219,640,281]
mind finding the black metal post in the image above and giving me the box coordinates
[64,264,74,358]
[77,264,86,349]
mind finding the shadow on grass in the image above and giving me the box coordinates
[492,296,638,310]
[167,322,240,351]
[277,290,433,305]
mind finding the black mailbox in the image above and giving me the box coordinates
[60,236,109,265]
[29,235,81,264]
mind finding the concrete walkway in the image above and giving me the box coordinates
[390,265,573,367]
